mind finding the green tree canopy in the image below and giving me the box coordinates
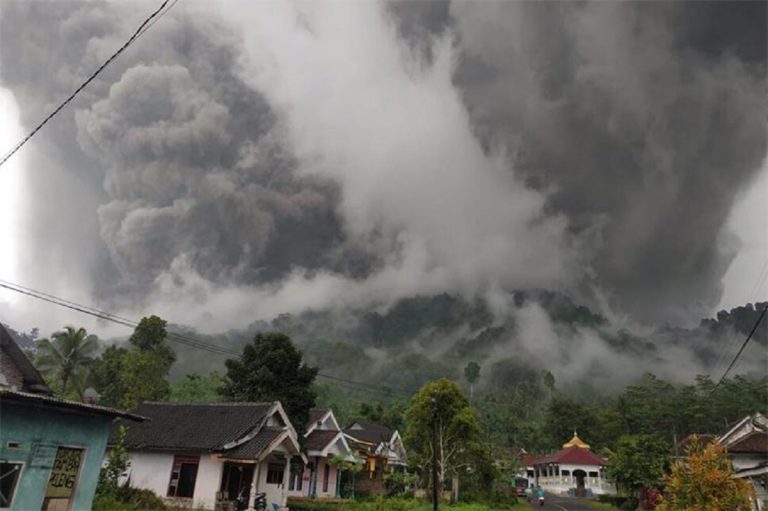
[170,372,225,403]
[605,434,668,498]
[219,332,318,435]
[86,316,175,409]
[404,378,482,494]
[129,315,175,366]
[36,326,98,398]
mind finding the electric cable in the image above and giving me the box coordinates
[0,0,179,170]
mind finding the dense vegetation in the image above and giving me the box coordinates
[7,295,766,509]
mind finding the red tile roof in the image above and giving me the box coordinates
[536,446,607,466]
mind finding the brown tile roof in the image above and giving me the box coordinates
[344,421,393,445]
[309,409,330,425]
[115,402,273,452]
[306,430,342,452]
[223,429,284,460]
[727,431,768,454]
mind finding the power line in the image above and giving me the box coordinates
[0,0,179,170]
[711,302,768,393]
[0,278,418,396]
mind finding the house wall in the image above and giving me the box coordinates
[0,402,113,511]
[125,452,174,498]
[193,456,223,509]
[536,463,614,496]
[126,452,224,510]
[254,458,284,510]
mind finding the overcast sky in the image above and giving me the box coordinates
[0,0,765,335]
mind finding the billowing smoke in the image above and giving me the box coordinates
[430,1,765,323]
[0,0,765,344]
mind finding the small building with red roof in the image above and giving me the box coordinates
[526,433,614,497]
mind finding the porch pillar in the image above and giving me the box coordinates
[310,457,319,498]
[280,455,291,511]
[248,460,262,511]
[334,466,341,498]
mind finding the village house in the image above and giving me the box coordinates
[289,408,356,499]
[523,433,614,497]
[719,413,768,510]
[113,401,304,511]
[677,413,768,510]
[300,410,355,498]
[0,324,143,511]
[343,421,407,496]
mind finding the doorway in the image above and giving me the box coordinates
[220,463,255,503]
[572,469,586,497]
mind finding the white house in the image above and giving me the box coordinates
[112,401,305,511]
[719,413,768,510]
[525,433,614,497]
[288,408,356,499]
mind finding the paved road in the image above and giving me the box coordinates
[525,493,601,511]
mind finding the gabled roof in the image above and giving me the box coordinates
[344,421,394,446]
[309,409,330,426]
[536,446,607,466]
[116,402,274,452]
[0,323,52,395]
[305,408,340,436]
[307,430,342,452]
[719,413,768,446]
[727,431,768,454]
[223,428,285,460]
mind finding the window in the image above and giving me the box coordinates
[266,463,284,485]
[561,470,570,476]
[167,455,199,498]
[0,463,22,509]
[288,464,303,492]
[588,471,598,478]
[527,470,534,478]
[555,466,560,476]
[322,463,330,493]
[43,447,85,511]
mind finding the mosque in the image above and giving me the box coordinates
[522,433,615,496]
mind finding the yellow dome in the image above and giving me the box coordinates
[563,432,590,449]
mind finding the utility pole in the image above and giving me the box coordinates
[431,397,439,511]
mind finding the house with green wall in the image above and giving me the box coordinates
[0,324,143,511]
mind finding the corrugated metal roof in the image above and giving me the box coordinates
[0,388,144,421]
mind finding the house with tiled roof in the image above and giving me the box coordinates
[0,323,143,511]
[343,421,407,496]
[112,401,304,511]
[288,408,356,500]
[527,433,614,497]
[718,413,768,510]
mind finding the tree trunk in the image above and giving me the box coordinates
[451,476,459,504]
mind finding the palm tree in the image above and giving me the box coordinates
[36,326,99,397]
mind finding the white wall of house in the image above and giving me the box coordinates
[125,452,174,498]
[535,463,614,496]
[193,456,223,509]
[255,458,285,510]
